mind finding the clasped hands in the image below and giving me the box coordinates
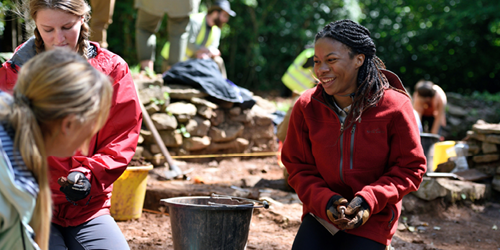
[326,195,370,230]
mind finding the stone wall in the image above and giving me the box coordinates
[443,92,500,140]
[464,120,500,192]
[133,78,278,165]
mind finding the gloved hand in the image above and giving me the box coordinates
[343,196,371,230]
[58,172,91,202]
[326,195,349,227]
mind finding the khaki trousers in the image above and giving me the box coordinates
[89,0,115,48]
[135,9,189,66]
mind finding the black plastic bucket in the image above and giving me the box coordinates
[160,195,268,250]
[420,132,440,160]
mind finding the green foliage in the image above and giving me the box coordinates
[176,124,191,138]
[470,90,500,103]
[219,0,349,92]
[71,0,500,95]
[359,0,500,95]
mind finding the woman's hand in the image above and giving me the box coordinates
[343,196,371,230]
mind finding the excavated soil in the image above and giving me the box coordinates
[116,157,500,250]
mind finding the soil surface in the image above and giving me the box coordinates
[116,157,500,250]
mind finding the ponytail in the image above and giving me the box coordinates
[9,92,51,250]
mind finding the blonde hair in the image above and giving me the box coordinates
[0,48,112,250]
[26,0,91,58]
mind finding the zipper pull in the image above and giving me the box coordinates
[351,124,356,134]
[340,123,344,132]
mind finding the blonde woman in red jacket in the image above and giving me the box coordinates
[0,0,142,249]
[281,19,426,249]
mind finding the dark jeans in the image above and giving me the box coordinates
[49,214,129,250]
[292,213,386,250]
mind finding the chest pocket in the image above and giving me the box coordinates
[348,120,390,172]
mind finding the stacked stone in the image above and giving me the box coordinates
[464,120,500,192]
[133,79,278,165]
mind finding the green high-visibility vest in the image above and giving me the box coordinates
[281,48,316,93]
[161,12,218,61]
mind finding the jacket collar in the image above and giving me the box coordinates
[311,69,408,101]
[9,37,98,68]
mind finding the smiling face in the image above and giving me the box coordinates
[35,8,84,52]
[313,37,365,97]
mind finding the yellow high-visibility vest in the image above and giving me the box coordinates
[161,12,218,61]
[281,48,316,93]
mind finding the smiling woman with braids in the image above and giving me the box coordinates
[281,19,427,249]
[0,0,142,249]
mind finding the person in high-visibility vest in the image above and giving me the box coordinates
[277,47,317,142]
[281,47,316,95]
[161,0,236,78]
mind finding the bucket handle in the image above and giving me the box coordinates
[211,193,269,209]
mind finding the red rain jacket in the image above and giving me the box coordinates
[282,70,426,246]
[0,39,142,227]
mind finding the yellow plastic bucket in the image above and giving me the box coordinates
[431,141,456,171]
[110,165,153,221]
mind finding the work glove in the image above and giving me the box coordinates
[58,172,91,202]
[343,196,371,230]
[326,195,349,227]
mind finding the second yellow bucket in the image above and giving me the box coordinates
[431,141,456,171]
[110,164,153,221]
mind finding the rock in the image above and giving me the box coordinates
[144,102,161,115]
[412,177,448,201]
[230,109,253,124]
[242,123,275,140]
[229,106,242,116]
[196,105,214,119]
[175,114,191,123]
[482,142,498,154]
[140,129,153,144]
[166,102,197,116]
[467,130,487,141]
[150,144,160,154]
[493,176,500,192]
[159,130,183,147]
[210,109,225,126]
[167,84,208,99]
[240,176,263,188]
[251,107,274,126]
[438,178,489,202]
[486,134,500,144]
[472,123,500,134]
[209,122,245,143]
[253,95,276,113]
[205,138,249,152]
[183,136,211,151]
[138,85,165,105]
[134,146,144,158]
[151,113,178,130]
[474,163,499,176]
[134,77,163,90]
[185,116,211,137]
[473,154,499,163]
[190,97,218,109]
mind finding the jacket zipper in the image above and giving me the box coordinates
[312,96,347,184]
[388,208,395,228]
[349,124,356,169]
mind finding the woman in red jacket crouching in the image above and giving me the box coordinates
[281,19,427,249]
[0,0,142,249]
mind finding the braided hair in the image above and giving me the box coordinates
[315,19,388,126]
[30,0,91,59]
